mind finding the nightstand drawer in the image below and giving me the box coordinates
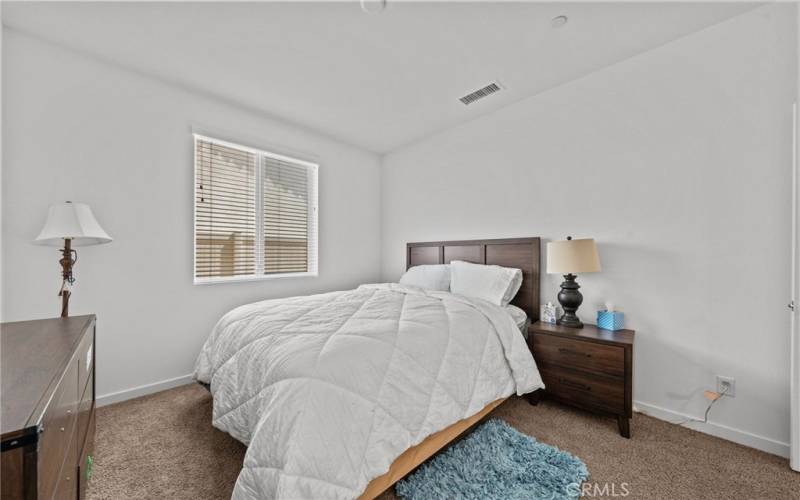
[539,365,625,415]
[533,333,624,378]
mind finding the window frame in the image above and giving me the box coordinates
[192,134,319,285]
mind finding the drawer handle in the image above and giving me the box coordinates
[558,348,591,358]
[66,409,72,415]
[559,377,591,392]
[60,427,65,432]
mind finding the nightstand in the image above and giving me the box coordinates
[527,321,635,438]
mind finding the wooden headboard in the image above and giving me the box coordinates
[406,237,541,321]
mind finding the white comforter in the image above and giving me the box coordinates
[194,284,544,500]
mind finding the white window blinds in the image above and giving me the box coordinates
[194,135,318,282]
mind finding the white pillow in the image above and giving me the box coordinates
[449,260,523,306]
[505,304,529,330]
[399,264,451,291]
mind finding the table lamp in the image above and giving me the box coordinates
[34,201,112,317]
[546,236,601,328]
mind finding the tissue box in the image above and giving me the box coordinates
[541,303,558,324]
[597,310,624,331]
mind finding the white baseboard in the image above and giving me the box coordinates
[96,373,195,407]
[634,400,790,458]
[95,377,790,459]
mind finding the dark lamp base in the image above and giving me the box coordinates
[557,273,584,329]
[557,315,584,329]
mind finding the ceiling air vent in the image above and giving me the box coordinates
[459,82,502,105]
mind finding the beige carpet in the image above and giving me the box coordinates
[87,384,799,499]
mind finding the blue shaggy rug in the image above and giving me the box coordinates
[396,419,589,500]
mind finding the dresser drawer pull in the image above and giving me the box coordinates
[60,427,65,432]
[559,377,591,392]
[558,348,591,358]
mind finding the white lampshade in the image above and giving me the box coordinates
[34,201,112,247]
[547,237,601,274]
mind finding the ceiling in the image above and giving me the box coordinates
[2,1,758,153]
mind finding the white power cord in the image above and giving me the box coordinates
[674,385,730,427]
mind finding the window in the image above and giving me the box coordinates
[194,135,318,283]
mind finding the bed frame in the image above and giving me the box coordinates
[359,237,541,499]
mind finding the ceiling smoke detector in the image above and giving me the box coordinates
[361,0,387,14]
[551,15,568,28]
[459,82,502,106]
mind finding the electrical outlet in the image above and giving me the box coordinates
[716,376,735,397]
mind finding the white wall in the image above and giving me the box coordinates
[1,30,382,402]
[381,4,797,455]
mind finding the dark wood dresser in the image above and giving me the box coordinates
[527,321,635,438]
[1,315,96,499]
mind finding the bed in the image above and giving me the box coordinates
[195,237,543,499]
